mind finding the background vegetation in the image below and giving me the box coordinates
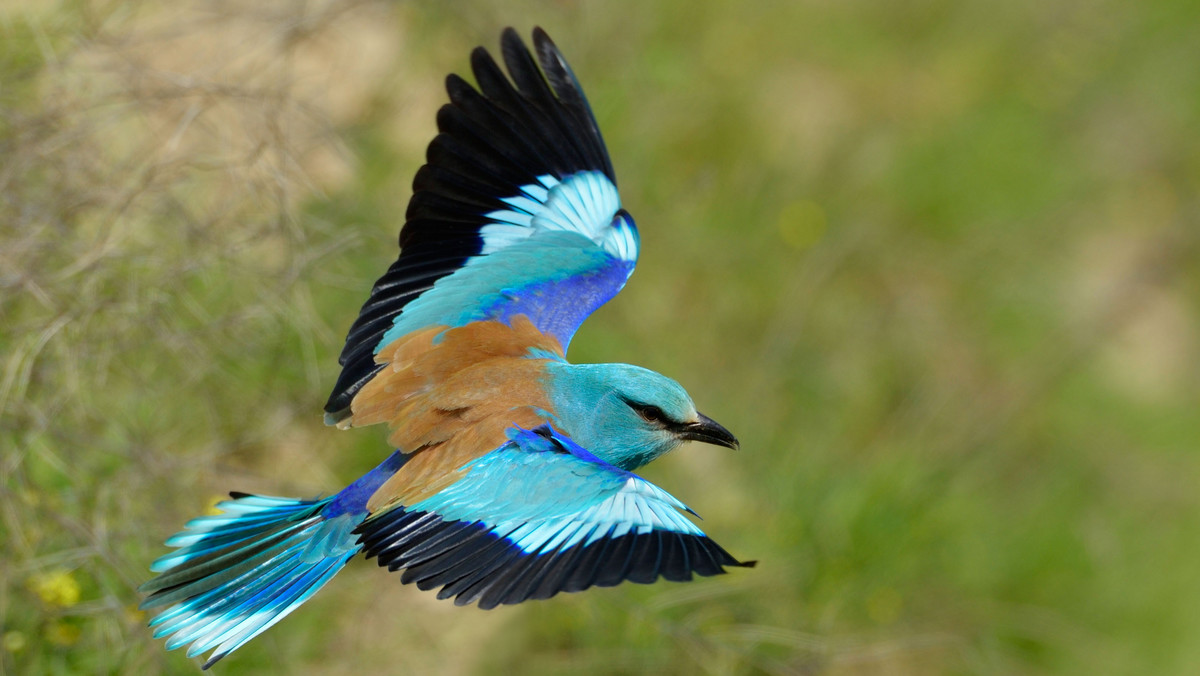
[3,1,1199,674]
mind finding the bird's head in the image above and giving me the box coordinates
[543,362,738,470]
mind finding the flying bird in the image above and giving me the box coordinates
[140,27,752,669]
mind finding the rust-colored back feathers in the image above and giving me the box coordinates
[348,316,563,509]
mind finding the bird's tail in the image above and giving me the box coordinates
[138,493,357,668]
[139,452,405,669]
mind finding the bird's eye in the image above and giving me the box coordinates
[635,404,667,425]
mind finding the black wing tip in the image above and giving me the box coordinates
[445,71,473,96]
[498,27,529,78]
[499,25,525,52]
[531,25,552,46]
[496,26,562,72]
[531,27,566,74]
[468,45,494,71]
[361,509,754,608]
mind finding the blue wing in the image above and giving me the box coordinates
[356,426,753,609]
[325,28,638,422]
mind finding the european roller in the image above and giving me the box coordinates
[140,27,753,668]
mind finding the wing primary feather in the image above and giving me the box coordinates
[490,543,567,607]
[591,533,636,588]
[404,528,498,590]
[500,29,556,107]
[505,543,583,605]
[531,27,615,181]
[379,520,449,569]
[430,535,522,600]
[700,537,757,570]
[499,29,588,173]
[443,79,560,183]
[358,510,440,561]
[527,527,596,600]
[561,526,615,593]
[682,536,722,577]
[428,115,534,189]
[626,531,664,585]
[449,547,526,607]
[392,521,476,571]
[660,532,692,582]
[494,37,586,175]
[474,551,542,610]
[411,158,511,205]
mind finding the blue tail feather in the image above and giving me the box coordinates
[141,494,354,667]
[141,451,406,669]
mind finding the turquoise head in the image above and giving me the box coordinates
[542,362,738,470]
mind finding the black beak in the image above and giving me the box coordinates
[677,412,739,450]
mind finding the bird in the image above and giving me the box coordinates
[139,26,753,669]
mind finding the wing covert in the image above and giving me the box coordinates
[326,28,638,423]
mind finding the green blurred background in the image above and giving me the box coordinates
[3,1,1199,674]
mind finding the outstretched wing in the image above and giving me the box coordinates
[356,426,753,609]
[326,27,638,423]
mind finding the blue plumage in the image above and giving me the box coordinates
[143,27,751,670]
[380,229,634,351]
[356,426,746,610]
[141,453,405,667]
[143,495,345,667]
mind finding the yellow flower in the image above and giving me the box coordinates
[27,569,81,608]
[204,494,228,516]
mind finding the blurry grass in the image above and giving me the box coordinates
[3,1,1200,674]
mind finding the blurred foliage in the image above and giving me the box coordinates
[2,0,1199,674]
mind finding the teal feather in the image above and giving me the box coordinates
[141,453,405,668]
[140,496,357,667]
[543,362,699,469]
